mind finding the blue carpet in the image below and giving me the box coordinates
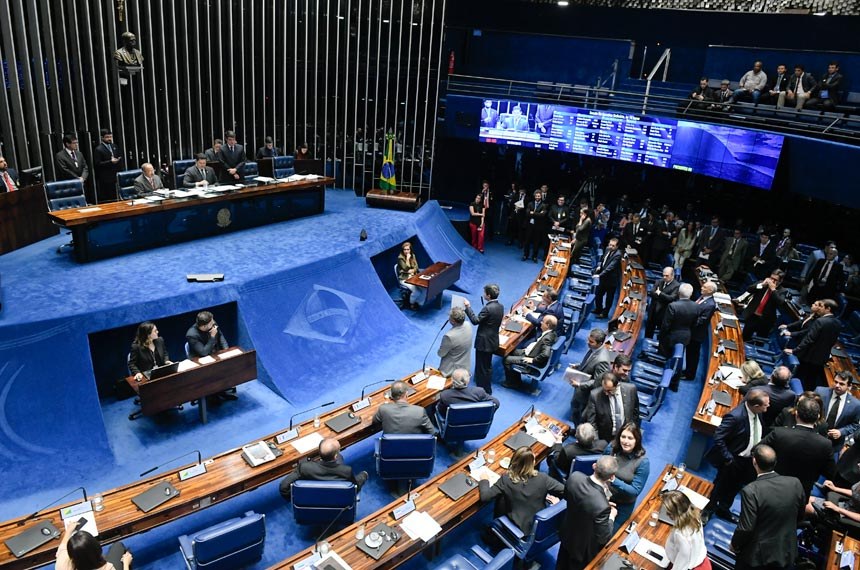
[0,193,713,569]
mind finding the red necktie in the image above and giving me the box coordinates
[755,289,771,316]
[2,172,15,192]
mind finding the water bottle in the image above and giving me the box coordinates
[706,398,716,415]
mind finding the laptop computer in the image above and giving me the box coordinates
[439,473,477,501]
[4,521,60,558]
[144,361,180,381]
[131,481,180,513]
[504,320,523,333]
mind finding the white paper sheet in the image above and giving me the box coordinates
[217,348,244,359]
[177,359,199,372]
[400,511,442,542]
[634,538,669,567]
[450,294,468,309]
[678,486,710,511]
[470,466,501,486]
[77,207,102,213]
[427,375,446,390]
[197,356,216,365]
[60,502,98,538]
[254,176,275,183]
[291,432,324,454]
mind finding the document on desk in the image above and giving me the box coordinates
[217,348,244,359]
[498,333,510,345]
[143,196,165,203]
[400,511,442,542]
[60,502,98,538]
[525,423,557,447]
[291,432,324,454]
[78,207,103,213]
[678,486,709,511]
[713,292,733,304]
[470,466,500,486]
[634,538,669,568]
[177,359,199,372]
[253,176,275,183]
[427,375,446,390]
[197,356,216,365]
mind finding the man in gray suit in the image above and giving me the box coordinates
[566,328,613,423]
[437,307,473,378]
[372,381,436,435]
[436,369,499,417]
[557,455,618,570]
[183,154,218,188]
[719,228,749,282]
[132,163,164,196]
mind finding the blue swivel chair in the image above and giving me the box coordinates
[273,155,295,178]
[44,180,87,252]
[178,510,266,570]
[569,453,601,477]
[434,545,515,570]
[509,336,565,396]
[436,401,497,450]
[704,517,737,570]
[375,434,436,481]
[243,161,258,183]
[489,500,567,565]
[291,480,358,526]
[116,168,142,199]
[173,158,196,188]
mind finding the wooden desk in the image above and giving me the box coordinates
[405,260,462,307]
[0,369,450,570]
[0,184,57,254]
[608,251,648,357]
[365,190,422,211]
[586,465,714,570]
[46,177,332,262]
[686,265,747,468]
[826,531,860,570]
[125,347,257,423]
[271,413,569,570]
[496,238,573,356]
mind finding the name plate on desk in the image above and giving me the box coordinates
[351,398,371,412]
[392,499,416,520]
[411,371,427,384]
[178,463,207,481]
[276,428,300,444]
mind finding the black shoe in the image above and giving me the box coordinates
[501,381,523,390]
[591,308,602,314]
[522,255,528,261]
[532,257,538,263]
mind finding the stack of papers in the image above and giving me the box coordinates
[678,486,709,510]
[400,511,442,542]
[177,359,199,372]
[713,292,733,304]
[60,501,98,538]
[218,348,244,359]
[524,421,557,447]
[717,365,744,389]
[498,333,510,345]
[78,207,102,213]
[291,432,324,454]
[253,176,275,183]
[197,356,216,365]
[470,466,500,486]
[427,375,446,390]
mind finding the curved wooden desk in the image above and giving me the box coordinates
[607,250,647,357]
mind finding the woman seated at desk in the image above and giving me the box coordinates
[57,518,133,570]
[129,321,171,382]
[604,422,650,531]
[397,241,427,310]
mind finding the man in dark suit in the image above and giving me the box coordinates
[808,61,843,110]
[659,283,698,357]
[696,216,726,264]
[704,389,770,522]
[256,136,282,159]
[464,283,504,394]
[741,269,787,341]
[436,368,499,417]
[816,371,860,450]
[92,129,123,202]
[567,329,613,423]
[805,248,844,303]
[279,438,368,500]
[480,99,499,128]
[764,63,790,106]
[183,154,219,188]
[591,237,622,319]
[784,64,818,110]
[372,381,435,435]
[760,366,798,430]
[502,316,558,390]
[760,397,835,499]
[690,77,715,110]
[645,267,681,339]
[748,233,778,280]
[718,228,749,282]
[557,455,618,570]
[621,213,647,250]
[650,211,676,266]
[524,287,565,337]
[221,130,247,182]
[785,298,842,390]
[730,444,805,570]
[549,421,609,477]
[54,134,90,184]
[684,280,717,380]
[186,311,229,357]
[0,156,19,192]
[522,189,549,262]
[132,163,164,196]
[583,372,640,442]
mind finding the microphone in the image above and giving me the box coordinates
[20,487,88,525]
[289,402,335,430]
[521,404,535,422]
[421,319,450,373]
[313,504,354,553]
[360,380,390,400]
[140,450,202,477]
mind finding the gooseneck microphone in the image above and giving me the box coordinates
[20,487,88,525]
[313,504,354,552]
[422,319,450,373]
[521,404,535,422]
[140,450,202,477]
[360,380,391,400]
[289,401,335,430]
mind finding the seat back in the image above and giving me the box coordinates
[273,155,295,178]
[45,180,85,209]
[376,434,436,480]
[116,168,142,199]
[291,480,357,525]
[527,500,567,557]
[49,195,87,211]
[173,159,196,188]
[191,511,266,570]
[569,453,601,477]
[243,161,258,183]
[437,401,497,443]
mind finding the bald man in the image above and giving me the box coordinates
[502,315,558,389]
[279,437,368,501]
[684,281,718,381]
[132,163,165,196]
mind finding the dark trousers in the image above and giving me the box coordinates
[742,315,774,341]
[685,339,704,379]
[709,456,755,512]
[571,385,591,424]
[797,361,826,391]
[555,544,588,570]
[523,226,544,259]
[644,307,665,338]
[474,350,494,394]
[594,280,617,314]
[503,350,538,386]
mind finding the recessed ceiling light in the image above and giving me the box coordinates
[558,0,569,5]
[383,19,390,23]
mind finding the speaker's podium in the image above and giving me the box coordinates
[365,189,422,211]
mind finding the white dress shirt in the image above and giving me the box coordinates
[665,526,708,570]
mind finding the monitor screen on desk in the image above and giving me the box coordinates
[477,99,784,190]
[20,166,43,186]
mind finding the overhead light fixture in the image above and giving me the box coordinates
[558,0,569,5]
[383,19,390,23]
[813,11,827,15]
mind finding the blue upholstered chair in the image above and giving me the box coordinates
[44,180,87,252]
[570,453,601,477]
[178,510,266,570]
[116,168,142,199]
[509,336,565,396]
[173,159,196,188]
[273,155,295,178]
[489,500,567,564]
[704,517,737,570]
[291,480,357,526]
[433,545,515,570]
[375,434,436,481]
[436,401,497,448]
[243,161,258,183]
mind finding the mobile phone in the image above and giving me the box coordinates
[74,517,88,532]
[549,424,562,436]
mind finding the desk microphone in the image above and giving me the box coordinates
[289,401,335,430]
[360,380,390,400]
[521,404,535,422]
[421,319,450,373]
[140,450,202,477]
[313,503,354,552]
[20,487,88,525]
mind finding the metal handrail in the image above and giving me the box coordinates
[643,48,671,114]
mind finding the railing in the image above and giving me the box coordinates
[643,48,671,113]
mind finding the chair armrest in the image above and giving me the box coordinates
[470,544,493,563]
[495,515,526,540]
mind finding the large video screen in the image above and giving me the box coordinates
[477,100,784,190]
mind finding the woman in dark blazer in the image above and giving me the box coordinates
[478,446,565,533]
[128,321,171,381]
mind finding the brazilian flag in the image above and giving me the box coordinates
[380,133,397,193]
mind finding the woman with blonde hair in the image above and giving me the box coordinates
[739,359,768,395]
[397,241,426,309]
[661,490,710,570]
[477,446,564,533]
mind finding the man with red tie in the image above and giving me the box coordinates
[54,134,90,183]
[0,156,18,192]
[741,269,787,341]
